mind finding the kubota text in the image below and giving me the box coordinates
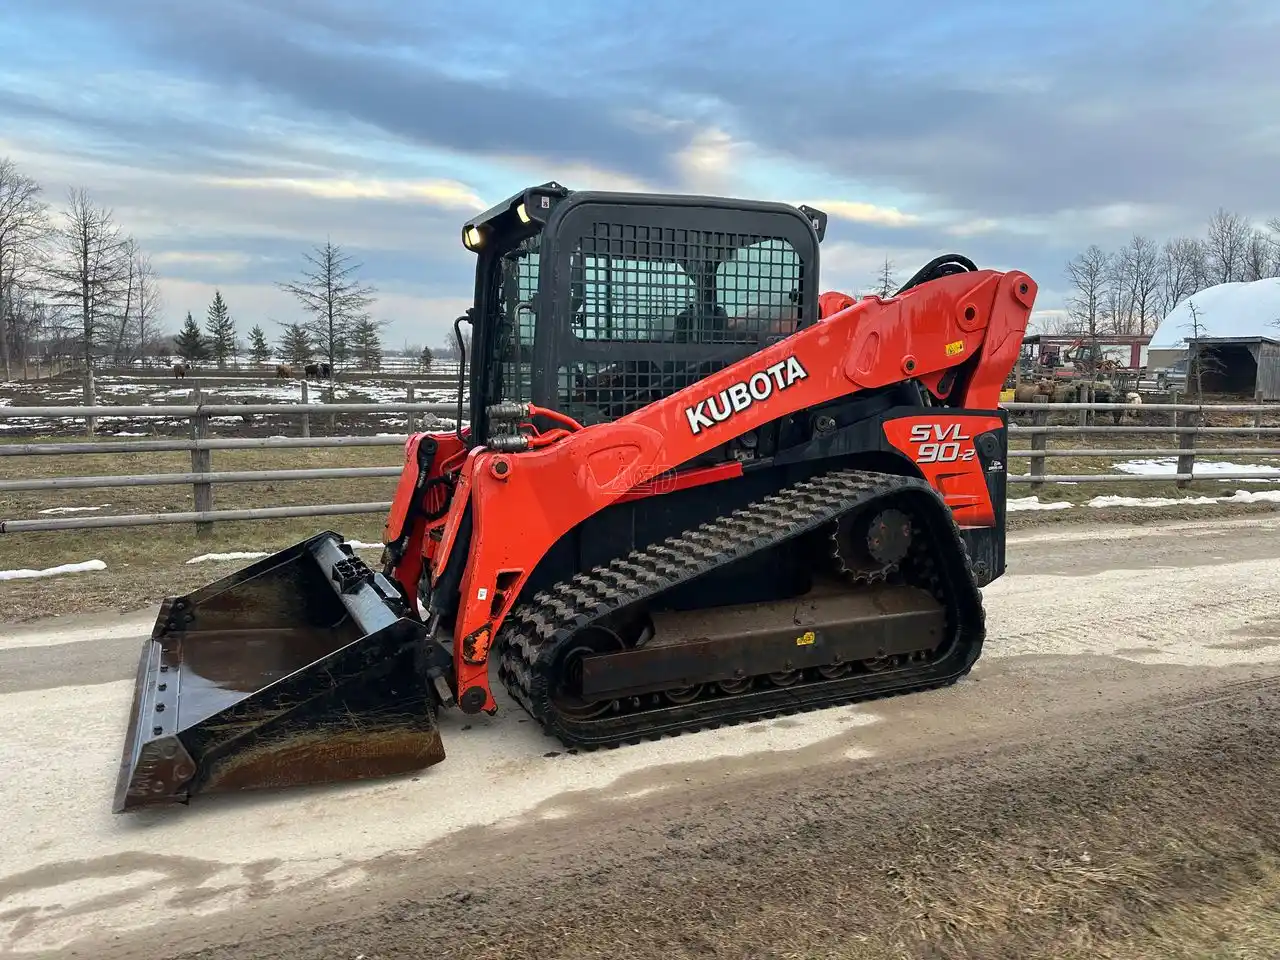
[685,356,809,435]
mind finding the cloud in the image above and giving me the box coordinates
[3,0,1275,352]
[818,200,920,228]
[203,175,487,210]
[673,128,741,194]
[151,251,261,272]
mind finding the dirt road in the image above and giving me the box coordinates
[4,514,1280,959]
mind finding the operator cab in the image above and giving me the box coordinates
[457,182,828,450]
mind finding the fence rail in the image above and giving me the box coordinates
[2,397,1280,535]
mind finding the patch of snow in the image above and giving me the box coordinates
[1217,489,1280,504]
[1113,457,1280,482]
[1085,489,1280,508]
[346,540,382,550]
[1087,494,1221,509]
[185,551,271,564]
[113,431,148,437]
[0,559,106,581]
[37,506,109,515]
[1007,496,1072,511]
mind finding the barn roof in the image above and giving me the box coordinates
[1150,278,1280,349]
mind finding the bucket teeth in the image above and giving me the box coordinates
[112,531,450,813]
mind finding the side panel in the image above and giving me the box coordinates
[881,410,1008,584]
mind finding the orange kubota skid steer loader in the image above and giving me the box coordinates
[112,183,1036,812]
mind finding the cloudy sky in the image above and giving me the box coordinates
[2,0,1277,347]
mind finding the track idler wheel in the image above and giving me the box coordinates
[831,506,912,579]
[551,625,626,719]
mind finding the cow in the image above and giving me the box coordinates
[172,362,189,379]
[303,361,332,379]
[275,364,292,379]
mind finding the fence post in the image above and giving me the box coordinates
[1030,395,1048,491]
[84,373,96,438]
[406,384,416,433]
[300,379,310,438]
[1079,382,1090,428]
[1169,389,1179,429]
[190,382,213,538]
[1176,410,1199,490]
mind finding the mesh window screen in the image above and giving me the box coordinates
[496,234,539,404]
[570,225,802,344]
[560,222,805,423]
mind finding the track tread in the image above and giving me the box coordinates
[496,468,985,750]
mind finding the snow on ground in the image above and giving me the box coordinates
[185,542,383,564]
[1007,496,1073,511]
[0,560,105,581]
[185,552,272,564]
[1087,494,1221,508]
[36,506,110,515]
[1113,457,1280,481]
[1009,488,1280,511]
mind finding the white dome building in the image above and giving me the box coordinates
[1148,278,1280,399]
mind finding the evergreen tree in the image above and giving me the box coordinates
[278,323,312,365]
[248,324,271,367]
[174,311,209,362]
[204,290,236,368]
[351,316,384,371]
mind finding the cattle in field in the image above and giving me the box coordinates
[304,362,332,379]
[173,362,190,378]
[275,364,292,379]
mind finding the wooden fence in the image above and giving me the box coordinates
[1003,399,1280,490]
[2,398,1279,536]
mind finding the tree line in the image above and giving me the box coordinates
[0,154,395,382]
[0,157,161,387]
[1061,209,1280,339]
[171,241,386,375]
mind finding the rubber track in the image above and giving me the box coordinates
[495,469,986,750]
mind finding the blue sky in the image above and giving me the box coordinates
[2,0,1277,348]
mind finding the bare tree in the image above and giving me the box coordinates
[1065,245,1112,338]
[1242,230,1279,281]
[1155,236,1206,320]
[872,256,896,298]
[134,250,163,363]
[1119,234,1160,335]
[0,158,50,380]
[104,236,139,364]
[278,239,376,400]
[1182,299,1222,400]
[1204,208,1251,284]
[1102,252,1133,334]
[42,188,132,423]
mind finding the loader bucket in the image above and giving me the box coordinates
[112,531,447,813]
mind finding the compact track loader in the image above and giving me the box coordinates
[113,183,1036,812]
